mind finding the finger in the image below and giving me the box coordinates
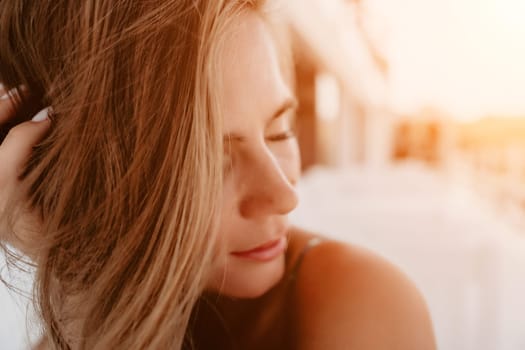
[0,86,26,124]
[0,92,17,124]
[0,107,51,176]
[0,84,26,100]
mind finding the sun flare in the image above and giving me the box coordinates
[486,0,525,37]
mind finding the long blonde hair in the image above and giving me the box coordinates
[0,0,266,348]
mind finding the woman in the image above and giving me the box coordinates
[0,0,436,349]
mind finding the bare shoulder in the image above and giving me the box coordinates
[288,228,436,350]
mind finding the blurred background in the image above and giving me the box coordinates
[285,0,525,349]
[2,0,525,348]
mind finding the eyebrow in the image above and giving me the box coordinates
[223,97,298,142]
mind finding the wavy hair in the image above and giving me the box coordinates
[0,0,266,348]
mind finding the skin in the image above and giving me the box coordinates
[0,85,50,252]
[191,12,437,350]
[0,12,437,350]
[205,11,301,299]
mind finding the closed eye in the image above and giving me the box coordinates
[266,130,296,142]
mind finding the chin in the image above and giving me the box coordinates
[207,254,286,299]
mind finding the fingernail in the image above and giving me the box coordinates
[0,87,21,101]
[32,107,52,122]
[0,90,12,100]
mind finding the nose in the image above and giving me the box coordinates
[238,150,299,219]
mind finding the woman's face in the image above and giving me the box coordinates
[206,12,300,298]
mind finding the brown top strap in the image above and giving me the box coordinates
[288,237,323,282]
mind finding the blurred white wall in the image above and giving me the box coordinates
[291,164,525,350]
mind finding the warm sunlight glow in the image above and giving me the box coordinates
[488,0,525,37]
[368,0,525,120]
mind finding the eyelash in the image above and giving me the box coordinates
[266,130,296,142]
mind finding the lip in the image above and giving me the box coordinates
[231,236,287,262]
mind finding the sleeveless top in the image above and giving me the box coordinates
[287,236,323,282]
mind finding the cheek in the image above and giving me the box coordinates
[213,171,247,259]
[274,140,301,183]
[217,178,237,238]
[207,183,241,291]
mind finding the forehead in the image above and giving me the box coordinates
[218,12,291,131]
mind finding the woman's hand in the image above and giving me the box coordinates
[0,85,50,252]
